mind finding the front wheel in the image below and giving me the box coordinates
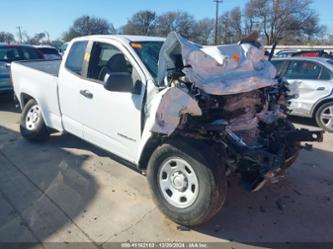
[315,101,333,133]
[20,99,49,142]
[147,140,227,227]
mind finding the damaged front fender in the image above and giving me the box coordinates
[139,32,324,192]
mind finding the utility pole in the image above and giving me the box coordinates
[214,0,223,45]
[17,26,23,43]
[45,31,50,43]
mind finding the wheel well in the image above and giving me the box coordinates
[138,135,219,170]
[138,136,162,170]
[312,98,333,118]
[21,93,34,108]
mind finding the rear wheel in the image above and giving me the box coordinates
[147,140,227,227]
[20,99,49,141]
[315,101,333,133]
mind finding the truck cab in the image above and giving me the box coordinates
[58,36,164,163]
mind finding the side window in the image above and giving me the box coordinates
[87,42,133,82]
[319,67,332,80]
[20,47,43,60]
[65,41,88,75]
[285,61,321,80]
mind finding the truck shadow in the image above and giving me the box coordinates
[50,133,142,174]
[195,148,333,244]
[0,125,97,243]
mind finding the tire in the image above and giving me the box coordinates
[315,101,333,133]
[20,99,49,142]
[147,139,227,227]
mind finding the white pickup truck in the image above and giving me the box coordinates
[11,33,323,226]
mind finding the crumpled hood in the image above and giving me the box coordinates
[158,32,277,95]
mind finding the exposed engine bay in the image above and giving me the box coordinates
[147,32,324,191]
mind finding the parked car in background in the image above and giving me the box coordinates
[59,42,68,56]
[35,45,61,60]
[275,50,299,58]
[272,57,333,132]
[291,50,331,58]
[0,44,44,94]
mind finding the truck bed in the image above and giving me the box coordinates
[15,59,61,77]
[11,59,63,132]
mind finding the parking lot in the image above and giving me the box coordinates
[0,94,333,248]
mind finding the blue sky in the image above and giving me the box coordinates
[0,0,332,40]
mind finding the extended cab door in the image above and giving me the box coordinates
[282,60,333,117]
[79,41,146,163]
[58,41,88,137]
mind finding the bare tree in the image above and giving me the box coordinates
[25,32,46,44]
[122,10,157,35]
[0,32,15,43]
[219,12,233,44]
[154,11,196,39]
[229,7,243,41]
[61,1,323,46]
[244,1,257,35]
[301,12,325,42]
[155,12,178,37]
[174,12,196,39]
[63,15,115,41]
[219,7,243,44]
[192,18,215,44]
[244,0,320,45]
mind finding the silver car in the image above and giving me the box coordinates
[272,57,333,132]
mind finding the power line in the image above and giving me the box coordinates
[214,0,223,45]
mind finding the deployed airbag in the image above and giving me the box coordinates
[158,32,277,95]
[150,87,202,135]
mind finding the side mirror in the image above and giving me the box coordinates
[5,63,11,69]
[103,72,133,93]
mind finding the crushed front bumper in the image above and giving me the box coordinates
[224,128,324,191]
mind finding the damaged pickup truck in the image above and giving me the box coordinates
[11,32,323,226]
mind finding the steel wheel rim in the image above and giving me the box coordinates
[25,105,41,131]
[320,105,333,129]
[158,157,199,209]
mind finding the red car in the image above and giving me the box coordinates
[292,50,330,58]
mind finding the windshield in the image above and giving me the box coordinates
[0,46,43,62]
[130,41,164,79]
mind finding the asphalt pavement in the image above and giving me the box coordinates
[0,94,332,249]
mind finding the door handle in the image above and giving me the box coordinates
[316,87,325,91]
[80,90,93,99]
